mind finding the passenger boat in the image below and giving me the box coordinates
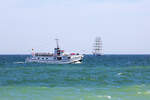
[25,39,83,64]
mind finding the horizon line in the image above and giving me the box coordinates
[0,53,150,55]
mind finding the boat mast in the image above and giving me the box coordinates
[54,38,61,56]
[55,39,59,48]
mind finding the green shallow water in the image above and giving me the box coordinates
[1,85,150,100]
[0,55,150,100]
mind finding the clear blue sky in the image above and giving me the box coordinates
[0,0,150,54]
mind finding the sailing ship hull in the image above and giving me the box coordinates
[93,54,102,56]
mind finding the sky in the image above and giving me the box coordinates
[0,0,150,54]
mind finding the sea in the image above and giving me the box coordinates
[0,55,150,100]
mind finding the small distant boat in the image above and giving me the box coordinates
[25,39,83,64]
[92,37,103,56]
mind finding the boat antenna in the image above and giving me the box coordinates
[55,38,59,48]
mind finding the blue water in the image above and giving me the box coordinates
[0,55,150,100]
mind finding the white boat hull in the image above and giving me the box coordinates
[25,55,83,64]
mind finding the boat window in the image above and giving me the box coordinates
[42,58,44,60]
[57,57,62,60]
[46,58,48,60]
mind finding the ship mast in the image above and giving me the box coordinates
[93,37,102,55]
[55,38,59,48]
[54,38,61,56]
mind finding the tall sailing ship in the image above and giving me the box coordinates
[92,37,103,56]
[25,39,83,64]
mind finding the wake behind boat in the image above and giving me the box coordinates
[25,39,83,64]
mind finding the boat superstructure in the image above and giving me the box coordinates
[25,39,83,64]
[92,37,103,56]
